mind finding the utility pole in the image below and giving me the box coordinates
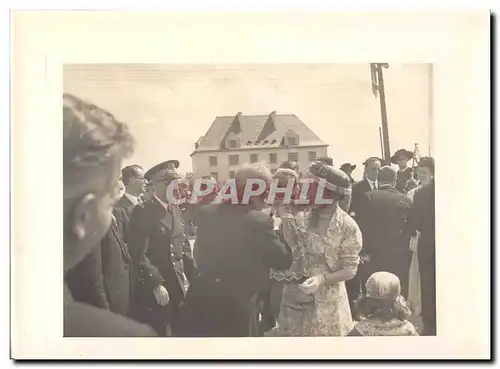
[379,127,384,159]
[370,63,391,165]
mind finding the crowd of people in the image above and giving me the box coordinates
[63,93,436,338]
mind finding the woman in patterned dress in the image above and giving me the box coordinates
[274,161,363,336]
[348,272,418,336]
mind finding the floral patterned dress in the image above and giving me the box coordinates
[275,206,363,336]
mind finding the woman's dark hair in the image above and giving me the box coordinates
[418,156,435,176]
[355,295,412,322]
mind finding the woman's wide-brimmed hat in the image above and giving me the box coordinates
[365,271,401,301]
[340,163,356,172]
[308,161,352,196]
[390,149,414,164]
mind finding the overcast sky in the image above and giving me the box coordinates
[64,63,432,180]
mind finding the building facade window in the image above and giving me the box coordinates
[229,154,239,166]
[209,156,218,167]
[288,152,299,162]
[308,151,317,162]
[288,136,298,146]
[229,170,235,178]
[229,139,238,148]
[210,172,218,181]
[250,154,259,163]
[269,153,277,164]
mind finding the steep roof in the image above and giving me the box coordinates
[192,112,327,154]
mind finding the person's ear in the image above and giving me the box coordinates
[71,193,97,240]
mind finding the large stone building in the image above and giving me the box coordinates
[190,111,328,180]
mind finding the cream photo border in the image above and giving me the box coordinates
[11,11,490,359]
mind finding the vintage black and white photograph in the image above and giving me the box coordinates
[11,10,490,360]
[62,63,435,338]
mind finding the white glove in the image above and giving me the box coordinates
[298,275,325,295]
[153,285,170,306]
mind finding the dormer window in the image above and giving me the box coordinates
[284,129,299,146]
[262,140,269,145]
[225,132,240,149]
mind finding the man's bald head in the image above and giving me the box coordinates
[378,166,397,186]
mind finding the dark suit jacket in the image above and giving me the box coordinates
[127,197,195,328]
[115,194,136,244]
[356,185,412,257]
[178,204,293,336]
[349,179,373,217]
[100,217,133,316]
[409,182,435,264]
[64,284,156,337]
[194,204,292,296]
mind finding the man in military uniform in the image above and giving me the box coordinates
[127,159,196,336]
[391,149,418,194]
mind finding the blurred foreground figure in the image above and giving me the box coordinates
[177,163,293,337]
[63,93,155,337]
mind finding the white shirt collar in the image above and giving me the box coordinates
[125,192,140,206]
[367,179,378,190]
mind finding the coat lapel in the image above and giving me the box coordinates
[151,198,174,233]
[361,179,372,193]
[110,218,132,262]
